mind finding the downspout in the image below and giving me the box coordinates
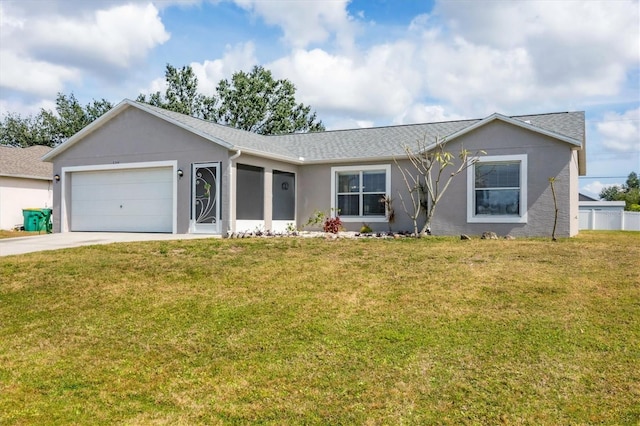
[228,150,242,235]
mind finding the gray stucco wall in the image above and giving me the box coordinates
[298,120,577,237]
[50,106,231,233]
[428,121,574,237]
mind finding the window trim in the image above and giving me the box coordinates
[467,154,528,223]
[331,164,391,222]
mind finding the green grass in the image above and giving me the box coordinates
[1,231,639,425]
[0,230,41,239]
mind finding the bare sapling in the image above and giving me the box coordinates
[549,177,559,241]
[396,135,485,237]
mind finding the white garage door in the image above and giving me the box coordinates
[71,167,174,232]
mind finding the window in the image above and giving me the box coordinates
[467,154,527,223]
[331,165,390,222]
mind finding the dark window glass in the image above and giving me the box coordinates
[236,164,264,220]
[337,172,360,193]
[474,162,521,216]
[338,194,360,216]
[363,194,385,216]
[363,171,385,193]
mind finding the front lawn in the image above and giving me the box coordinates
[1,232,638,425]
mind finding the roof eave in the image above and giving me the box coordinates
[441,113,582,148]
[42,100,236,162]
[0,173,52,181]
[301,155,400,165]
[235,147,304,165]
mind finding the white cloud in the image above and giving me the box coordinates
[0,2,169,98]
[407,0,640,115]
[25,3,170,69]
[0,50,81,97]
[232,0,357,49]
[394,104,466,125]
[581,181,623,199]
[597,108,640,153]
[190,42,259,95]
[0,98,57,118]
[268,43,422,121]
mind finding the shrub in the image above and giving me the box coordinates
[323,216,343,234]
[360,223,372,233]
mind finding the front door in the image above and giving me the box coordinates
[192,163,221,233]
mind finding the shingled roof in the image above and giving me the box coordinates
[43,100,585,168]
[137,102,585,163]
[0,145,53,180]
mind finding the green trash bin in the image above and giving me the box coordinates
[22,208,52,233]
[41,208,53,233]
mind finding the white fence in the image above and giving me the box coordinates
[579,210,640,231]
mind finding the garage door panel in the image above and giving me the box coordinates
[71,182,172,202]
[71,167,174,233]
[72,198,173,216]
[74,168,172,185]
[72,213,172,233]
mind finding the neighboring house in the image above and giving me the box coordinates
[579,193,598,202]
[0,145,53,230]
[578,192,626,212]
[42,100,586,237]
[579,199,626,212]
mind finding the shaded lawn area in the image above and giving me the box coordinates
[1,231,639,425]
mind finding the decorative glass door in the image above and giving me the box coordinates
[192,163,221,233]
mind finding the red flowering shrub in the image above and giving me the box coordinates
[323,216,343,234]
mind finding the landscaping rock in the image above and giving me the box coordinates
[461,234,471,240]
[481,231,499,240]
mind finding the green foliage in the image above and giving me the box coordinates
[599,172,640,210]
[0,93,113,147]
[138,64,324,135]
[304,209,327,229]
[599,185,622,201]
[214,66,324,134]
[626,171,639,189]
[304,209,342,233]
[360,223,373,233]
[136,64,215,120]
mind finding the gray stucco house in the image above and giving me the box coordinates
[42,100,586,237]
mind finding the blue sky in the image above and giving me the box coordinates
[1,0,638,197]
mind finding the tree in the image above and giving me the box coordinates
[599,185,622,202]
[137,64,324,135]
[136,64,215,120]
[214,66,324,134]
[625,171,639,190]
[0,113,50,147]
[395,136,484,237]
[599,171,640,211]
[0,93,113,147]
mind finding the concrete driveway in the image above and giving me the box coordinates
[0,232,220,257]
